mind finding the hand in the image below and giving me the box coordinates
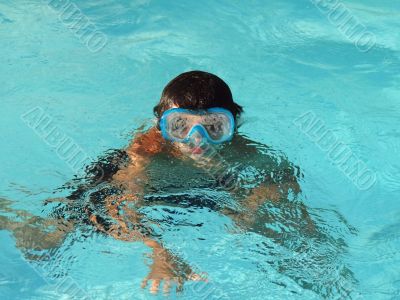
[141,245,207,295]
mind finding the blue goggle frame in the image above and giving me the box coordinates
[160,107,235,144]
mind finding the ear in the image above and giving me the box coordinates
[235,113,245,129]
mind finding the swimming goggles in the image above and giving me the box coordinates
[160,108,235,144]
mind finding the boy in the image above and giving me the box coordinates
[1,71,303,295]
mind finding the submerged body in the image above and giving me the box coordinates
[0,126,303,291]
[0,126,356,297]
[0,71,356,297]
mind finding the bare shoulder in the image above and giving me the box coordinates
[126,127,165,157]
[226,134,301,182]
[229,134,262,154]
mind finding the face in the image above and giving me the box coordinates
[161,105,227,159]
[174,131,210,158]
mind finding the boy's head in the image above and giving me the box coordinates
[154,71,243,156]
[154,71,243,122]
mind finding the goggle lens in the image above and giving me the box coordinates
[161,108,235,144]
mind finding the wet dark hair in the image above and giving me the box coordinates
[153,71,243,123]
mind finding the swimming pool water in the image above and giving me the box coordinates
[1,0,400,299]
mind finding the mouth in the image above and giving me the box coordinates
[191,146,204,155]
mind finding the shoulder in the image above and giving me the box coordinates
[126,127,182,159]
[220,134,265,162]
[225,134,302,182]
[61,148,129,198]
[126,127,165,157]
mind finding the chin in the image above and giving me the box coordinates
[178,144,196,155]
[175,144,204,159]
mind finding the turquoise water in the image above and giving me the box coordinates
[1,0,400,299]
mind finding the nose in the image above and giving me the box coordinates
[189,130,203,146]
[194,134,202,144]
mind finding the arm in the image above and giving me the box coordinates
[111,127,163,195]
[217,135,314,232]
[0,128,162,258]
[89,128,204,293]
[88,192,204,294]
[241,168,301,212]
[236,169,316,235]
[0,198,74,255]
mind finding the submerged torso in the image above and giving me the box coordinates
[55,134,299,226]
[142,135,297,204]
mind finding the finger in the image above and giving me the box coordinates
[141,276,149,289]
[163,279,171,295]
[188,272,208,282]
[199,272,209,282]
[176,278,184,294]
[150,279,161,294]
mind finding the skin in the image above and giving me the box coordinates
[0,107,306,295]
[101,119,305,293]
